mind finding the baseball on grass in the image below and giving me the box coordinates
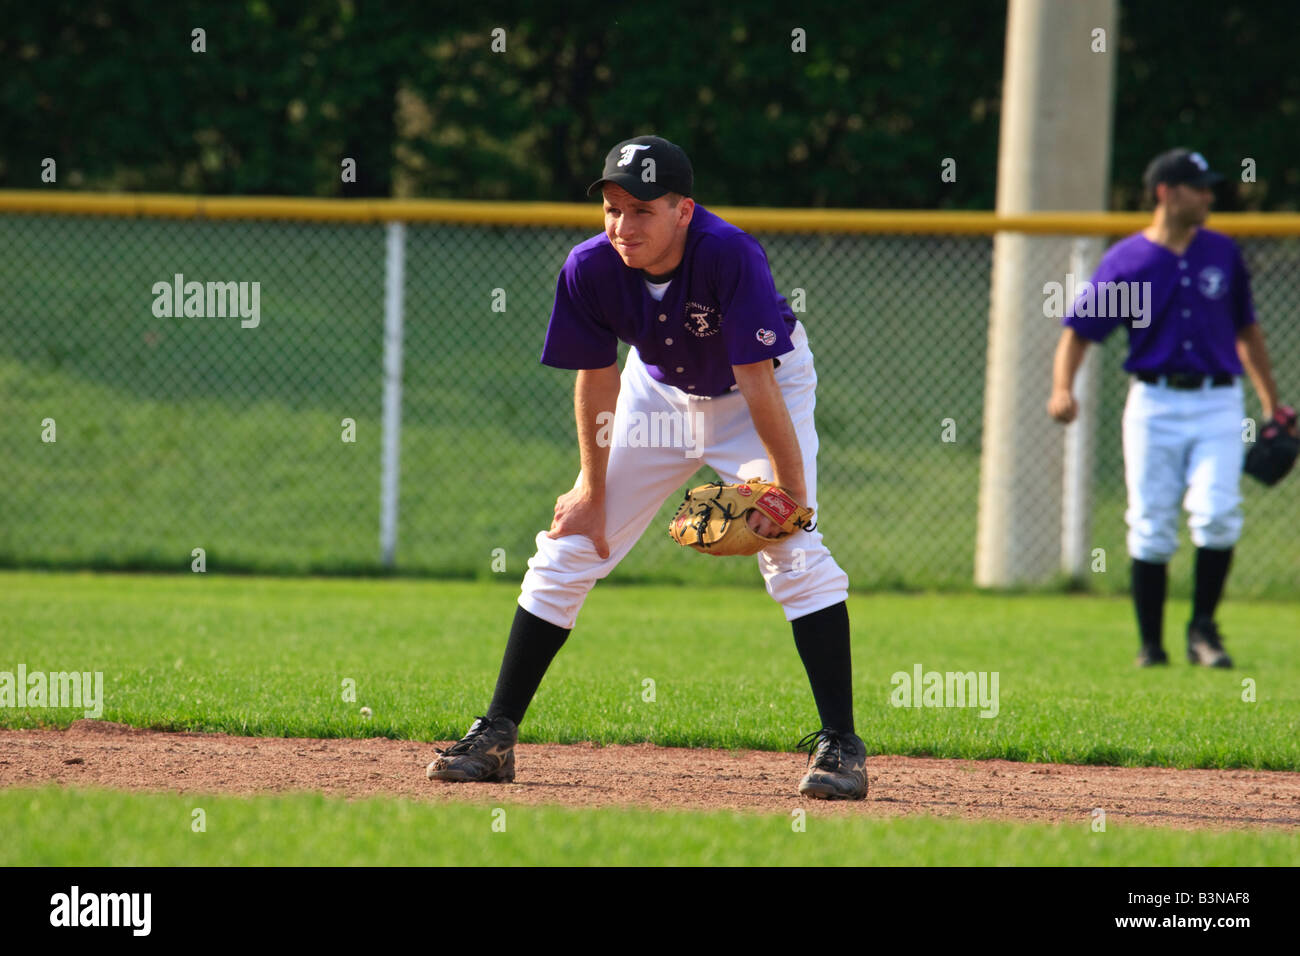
[360,706,372,718]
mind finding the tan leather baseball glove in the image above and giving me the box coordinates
[668,478,815,556]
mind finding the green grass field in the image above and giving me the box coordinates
[4,786,1296,867]
[2,218,1297,595]
[4,570,1297,866]
[3,571,1297,767]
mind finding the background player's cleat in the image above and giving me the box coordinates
[1135,644,1169,667]
[1187,618,1233,668]
[427,715,518,782]
[796,728,868,800]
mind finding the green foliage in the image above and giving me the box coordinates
[0,0,415,196]
[4,1,1291,208]
[1112,2,1300,211]
[402,1,1006,207]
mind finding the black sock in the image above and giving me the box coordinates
[791,601,854,735]
[1131,559,1167,647]
[486,606,571,726]
[1192,547,1233,622]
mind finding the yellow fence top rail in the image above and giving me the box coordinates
[3,190,1300,235]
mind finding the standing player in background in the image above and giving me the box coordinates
[1047,149,1286,667]
[427,135,867,799]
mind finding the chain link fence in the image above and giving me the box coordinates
[2,204,1296,597]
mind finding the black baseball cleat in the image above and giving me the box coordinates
[796,728,868,800]
[1187,618,1233,668]
[1135,643,1169,667]
[427,715,518,782]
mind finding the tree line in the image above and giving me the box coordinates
[2,0,1294,210]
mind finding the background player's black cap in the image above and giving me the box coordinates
[587,135,694,201]
[1143,148,1225,196]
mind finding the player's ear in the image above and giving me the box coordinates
[676,196,695,225]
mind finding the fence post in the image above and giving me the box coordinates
[380,221,406,567]
[1061,237,1103,578]
[974,0,1117,587]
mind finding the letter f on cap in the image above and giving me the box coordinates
[617,144,652,167]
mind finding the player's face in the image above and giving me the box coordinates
[1163,182,1214,228]
[602,185,694,274]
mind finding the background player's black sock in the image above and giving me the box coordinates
[1192,546,1234,622]
[791,601,854,735]
[485,606,570,726]
[1131,558,1167,647]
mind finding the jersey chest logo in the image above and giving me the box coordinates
[684,301,721,338]
[1198,266,1228,300]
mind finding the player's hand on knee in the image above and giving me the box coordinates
[1047,389,1078,424]
[547,487,611,559]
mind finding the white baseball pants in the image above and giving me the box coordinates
[520,321,850,629]
[1122,378,1246,562]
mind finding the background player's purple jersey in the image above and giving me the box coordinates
[541,205,798,396]
[1064,228,1255,375]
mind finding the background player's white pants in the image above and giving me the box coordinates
[520,322,850,629]
[1122,378,1245,562]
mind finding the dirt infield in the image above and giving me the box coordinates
[3,721,1299,830]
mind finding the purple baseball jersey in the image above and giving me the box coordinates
[540,205,797,396]
[1064,228,1256,375]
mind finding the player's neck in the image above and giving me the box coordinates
[642,266,679,283]
[1144,212,1197,256]
[637,233,689,280]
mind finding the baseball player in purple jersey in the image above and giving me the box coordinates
[1047,148,1286,667]
[427,135,867,799]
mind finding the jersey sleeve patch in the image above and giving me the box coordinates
[704,235,795,365]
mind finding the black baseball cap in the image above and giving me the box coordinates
[587,135,694,201]
[1143,148,1225,195]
